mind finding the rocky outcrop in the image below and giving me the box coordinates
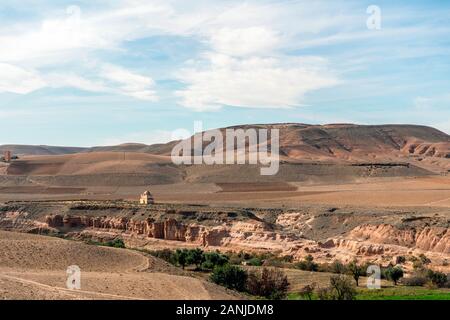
[346,224,450,254]
[46,215,197,242]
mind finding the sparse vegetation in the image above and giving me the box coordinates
[347,260,364,287]
[210,264,248,292]
[295,255,318,272]
[426,270,448,288]
[317,275,357,300]
[385,266,404,285]
[85,238,125,248]
[297,283,316,300]
[246,268,289,300]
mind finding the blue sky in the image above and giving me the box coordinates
[0,0,449,146]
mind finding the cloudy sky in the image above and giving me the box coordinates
[0,0,449,146]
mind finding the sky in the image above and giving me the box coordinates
[0,0,449,147]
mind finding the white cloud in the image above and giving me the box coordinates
[45,73,109,93]
[100,64,158,101]
[209,27,279,56]
[44,64,158,101]
[176,53,338,111]
[0,63,46,94]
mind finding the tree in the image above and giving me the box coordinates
[202,252,229,270]
[347,260,364,287]
[298,283,316,300]
[330,260,347,274]
[187,248,205,270]
[295,254,318,272]
[210,265,248,292]
[386,266,404,285]
[328,275,357,300]
[175,249,189,269]
[246,268,289,300]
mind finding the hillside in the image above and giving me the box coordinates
[0,145,88,156]
[0,124,448,190]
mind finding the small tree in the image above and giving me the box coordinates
[246,268,289,300]
[298,283,316,300]
[202,252,229,270]
[347,260,364,287]
[175,249,189,269]
[187,248,205,270]
[386,266,404,285]
[210,265,248,292]
[328,275,357,300]
[296,254,318,272]
[330,260,347,274]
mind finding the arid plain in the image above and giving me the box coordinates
[1,124,449,299]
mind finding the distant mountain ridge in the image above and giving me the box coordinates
[0,145,88,156]
[2,124,449,160]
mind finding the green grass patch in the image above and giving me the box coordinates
[356,287,450,300]
[288,287,450,300]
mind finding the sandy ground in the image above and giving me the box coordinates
[1,176,449,208]
[0,231,238,300]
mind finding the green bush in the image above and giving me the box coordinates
[385,266,404,285]
[295,255,318,272]
[202,252,229,270]
[187,248,205,269]
[107,239,126,248]
[246,257,263,266]
[174,249,189,269]
[210,265,248,292]
[426,270,448,288]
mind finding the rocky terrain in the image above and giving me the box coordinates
[1,123,449,299]
[1,201,448,273]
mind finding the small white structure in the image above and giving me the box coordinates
[140,190,154,205]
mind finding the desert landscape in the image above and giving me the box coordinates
[0,123,449,300]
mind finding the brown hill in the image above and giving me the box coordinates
[1,124,448,188]
[0,145,88,156]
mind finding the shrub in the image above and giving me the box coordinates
[149,249,177,265]
[385,266,404,285]
[419,254,431,265]
[210,265,248,292]
[105,239,125,248]
[395,256,406,264]
[426,270,448,288]
[298,284,316,300]
[401,276,428,287]
[202,252,229,270]
[316,287,333,300]
[317,275,356,300]
[246,268,289,300]
[295,255,318,272]
[330,260,347,274]
[246,257,263,266]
